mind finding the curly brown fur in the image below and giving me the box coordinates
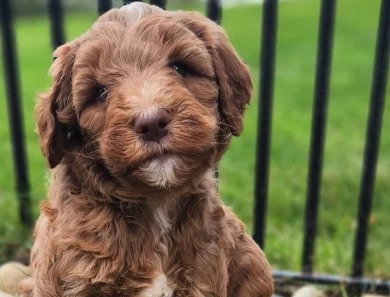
[22,3,273,297]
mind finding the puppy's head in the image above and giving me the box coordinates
[36,3,252,191]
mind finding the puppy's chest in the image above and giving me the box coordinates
[137,274,173,297]
[131,213,212,297]
[135,272,207,297]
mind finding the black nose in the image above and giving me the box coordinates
[134,109,171,142]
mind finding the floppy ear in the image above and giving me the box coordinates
[36,43,76,168]
[175,12,253,136]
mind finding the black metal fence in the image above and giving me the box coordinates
[0,0,389,296]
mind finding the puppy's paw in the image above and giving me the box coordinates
[0,262,31,295]
[0,291,15,297]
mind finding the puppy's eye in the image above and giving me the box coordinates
[95,85,108,103]
[171,63,188,77]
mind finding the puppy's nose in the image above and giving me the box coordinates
[134,109,171,142]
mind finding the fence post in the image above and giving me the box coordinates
[351,0,390,279]
[0,0,32,227]
[123,0,143,4]
[150,0,167,9]
[48,0,65,50]
[207,0,222,24]
[98,0,113,15]
[302,0,337,274]
[253,0,279,248]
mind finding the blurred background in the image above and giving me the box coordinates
[0,0,389,279]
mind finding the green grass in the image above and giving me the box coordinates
[0,0,389,279]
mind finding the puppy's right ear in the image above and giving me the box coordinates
[36,44,76,168]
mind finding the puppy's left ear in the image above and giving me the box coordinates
[210,29,253,136]
[176,13,253,136]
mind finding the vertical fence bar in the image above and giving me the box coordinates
[207,0,222,24]
[123,0,142,4]
[0,0,33,227]
[352,0,390,278]
[48,0,65,50]
[253,0,278,248]
[302,0,336,274]
[207,0,222,184]
[98,0,112,15]
[150,0,166,9]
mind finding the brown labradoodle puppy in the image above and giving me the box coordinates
[22,3,273,297]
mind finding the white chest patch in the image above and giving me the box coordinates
[139,274,173,297]
[154,206,172,233]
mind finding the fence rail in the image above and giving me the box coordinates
[1,0,389,296]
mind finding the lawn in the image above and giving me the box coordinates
[0,0,389,278]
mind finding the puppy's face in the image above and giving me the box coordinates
[37,3,252,191]
[75,14,220,189]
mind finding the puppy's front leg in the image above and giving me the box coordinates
[228,234,273,297]
[20,215,62,297]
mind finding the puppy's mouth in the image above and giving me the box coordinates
[107,139,215,189]
[137,154,182,189]
[116,150,206,189]
[137,150,177,168]
[142,152,174,163]
[119,150,179,177]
